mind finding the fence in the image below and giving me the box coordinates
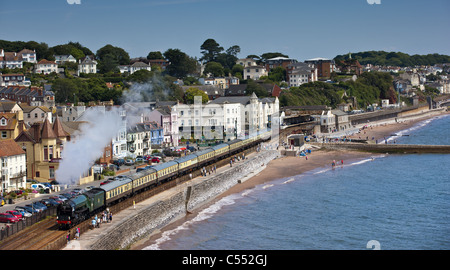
[0,207,57,242]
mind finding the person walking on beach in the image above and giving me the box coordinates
[67,231,70,244]
[109,212,113,223]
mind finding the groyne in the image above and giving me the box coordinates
[312,143,450,154]
[88,150,279,250]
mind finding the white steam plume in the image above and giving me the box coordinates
[55,107,122,185]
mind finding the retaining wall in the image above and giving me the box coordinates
[89,150,279,250]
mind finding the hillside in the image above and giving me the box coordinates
[279,72,397,109]
[334,51,450,67]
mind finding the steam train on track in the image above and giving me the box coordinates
[56,130,272,229]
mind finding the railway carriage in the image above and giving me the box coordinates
[102,177,133,205]
[174,154,198,174]
[194,148,215,165]
[152,161,179,183]
[211,143,229,160]
[131,168,158,193]
[227,139,242,154]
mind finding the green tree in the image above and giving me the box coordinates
[96,44,130,73]
[203,61,224,77]
[184,87,209,104]
[164,48,198,78]
[147,51,164,60]
[200,38,223,63]
[246,80,269,98]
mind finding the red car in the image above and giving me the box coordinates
[6,210,24,220]
[151,157,161,163]
[0,213,20,223]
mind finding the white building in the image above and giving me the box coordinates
[0,48,36,69]
[78,55,97,75]
[18,49,37,63]
[119,62,151,74]
[112,107,128,158]
[243,65,268,80]
[236,58,258,67]
[174,93,279,141]
[35,59,58,74]
[286,62,318,87]
[0,73,31,87]
[0,139,27,193]
[54,55,77,64]
[21,105,53,125]
[60,105,86,122]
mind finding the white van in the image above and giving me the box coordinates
[31,183,49,190]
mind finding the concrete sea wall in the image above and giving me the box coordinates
[89,150,279,250]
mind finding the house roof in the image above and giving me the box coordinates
[0,139,25,157]
[0,112,17,131]
[37,59,56,65]
[40,118,57,139]
[52,117,69,137]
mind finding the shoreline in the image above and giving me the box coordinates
[130,109,449,250]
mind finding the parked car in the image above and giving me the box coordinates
[0,213,20,223]
[15,206,38,215]
[151,157,161,163]
[6,210,24,220]
[125,159,135,166]
[112,159,125,166]
[50,196,66,203]
[13,208,32,218]
[100,179,114,186]
[25,202,46,212]
[136,166,152,173]
[135,157,145,163]
[40,198,60,207]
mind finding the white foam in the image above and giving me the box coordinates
[262,184,274,189]
[143,194,239,250]
[282,178,295,184]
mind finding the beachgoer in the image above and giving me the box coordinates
[67,232,70,243]
[109,212,112,223]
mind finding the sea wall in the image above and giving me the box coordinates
[89,150,279,250]
[314,143,450,154]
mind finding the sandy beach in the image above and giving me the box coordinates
[130,110,449,250]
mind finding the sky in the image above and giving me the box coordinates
[1,0,449,61]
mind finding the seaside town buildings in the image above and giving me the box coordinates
[0,139,27,194]
[1,41,449,191]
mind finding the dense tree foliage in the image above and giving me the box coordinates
[184,87,209,104]
[53,77,123,104]
[279,72,397,108]
[334,51,450,67]
[164,48,198,78]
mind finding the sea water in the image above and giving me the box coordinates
[144,114,450,250]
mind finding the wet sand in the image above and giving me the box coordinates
[131,110,449,250]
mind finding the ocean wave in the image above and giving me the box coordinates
[283,178,295,184]
[143,194,240,250]
[262,184,274,189]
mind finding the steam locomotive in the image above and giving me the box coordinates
[56,130,272,229]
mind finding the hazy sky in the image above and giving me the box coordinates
[1,0,449,61]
